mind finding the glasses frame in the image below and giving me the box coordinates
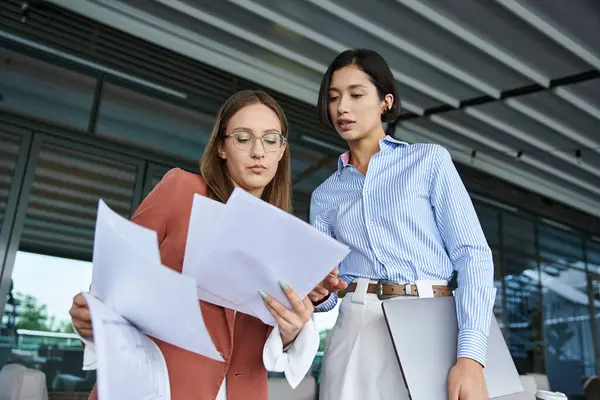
[223,131,287,153]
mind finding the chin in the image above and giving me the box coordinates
[241,174,273,192]
[338,128,367,142]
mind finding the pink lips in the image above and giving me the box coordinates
[248,165,266,173]
[337,119,355,131]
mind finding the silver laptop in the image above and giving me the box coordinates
[382,296,523,400]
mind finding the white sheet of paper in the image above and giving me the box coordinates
[184,189,350,325]
[182,194,225,276]
[91,200,222,361]
[84,292,170,400]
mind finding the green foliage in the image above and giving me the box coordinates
[13,292,72,333]
[15,292,51,331]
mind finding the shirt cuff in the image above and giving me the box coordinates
[314,292,339,312]
[262,319,320,389]
[72,322,98,371]
[457,329,488,367]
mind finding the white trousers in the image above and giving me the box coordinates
[319,279,419,400]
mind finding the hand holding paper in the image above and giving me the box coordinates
[182,188,350,325]
[91,200,222,361]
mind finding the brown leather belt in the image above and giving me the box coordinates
[338,281,452,299]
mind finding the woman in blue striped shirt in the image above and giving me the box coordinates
[308,49,496,400]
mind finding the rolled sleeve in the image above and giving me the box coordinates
[429,146,497,366]
[313,292,339,313]
[72,321,98,371]
[262,319,320,388]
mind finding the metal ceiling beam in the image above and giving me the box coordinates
[394,0,551,87]
[153,0,327,73]
[553,87,600,123]
[417,117,600,194]
[308,0,502,99]
[399,70,600,121]
[47,0,319,105]
[495,0,600,71]
[463,108,600,179]
[227,0,427,114]
[395,125,600,219]
[505,99,600,155]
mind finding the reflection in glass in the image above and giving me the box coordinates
[96,83,213,161]
[0,48,96,130]
[540,259,594,397]
[19,143,138,259]
[0,251,94,392]
[473,202,499,247]
[503,253,543,374]
[588,240,600,375]
[0,131,21,233]
[502,213,535,256]
[539,223,584,266]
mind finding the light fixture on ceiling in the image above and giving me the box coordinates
[515,150,523,162]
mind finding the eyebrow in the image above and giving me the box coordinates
[329,84,368,92]
[231,127,282,134]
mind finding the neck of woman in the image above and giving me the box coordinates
[348,127,386,175]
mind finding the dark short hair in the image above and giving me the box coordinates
[317,49,401,131]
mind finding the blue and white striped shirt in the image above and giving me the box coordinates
[309,135,496,366]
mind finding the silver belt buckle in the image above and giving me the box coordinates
[376,280,399,300]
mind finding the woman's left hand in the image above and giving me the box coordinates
[261,282,314,346]
[448,358,489,400]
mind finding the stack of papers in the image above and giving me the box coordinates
[87,189,350,398]
[88,200,222,399]
[182,188,351,325]
[84,293,171,400]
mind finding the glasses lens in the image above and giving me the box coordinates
[232,132,254,150]
[262,133,283,152]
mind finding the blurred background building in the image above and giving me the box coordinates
[0,0,599,398]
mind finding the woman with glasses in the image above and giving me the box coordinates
[307,49,495,400]
[69,90,321,400]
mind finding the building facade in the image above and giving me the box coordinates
[0,1,599,398]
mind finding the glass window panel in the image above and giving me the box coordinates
[143,164,173,199]
[0,251,95,392]
[540,260,595,395]
[96,83,213,161]
[539,224,584,268]
[294,159,337,193]
[293,190,310,222]
[502,212,535,256]
[0,131,21,233]
[587,240,600,275]
[0,48,96,130]
[19,142,139,260]
[473,201,500,246]
[503,253,543,374]
[492,250,505,331]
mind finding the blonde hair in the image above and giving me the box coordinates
[199,90,292,213]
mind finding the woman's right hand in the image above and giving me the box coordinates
[308,267,348,304]
[69,293,93,338]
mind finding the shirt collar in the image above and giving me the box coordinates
[337,135,409,174]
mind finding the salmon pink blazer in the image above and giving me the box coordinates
[81,168,319,400]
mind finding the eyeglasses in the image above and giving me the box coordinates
[224,131,286,152]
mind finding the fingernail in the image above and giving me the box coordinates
[259,289,269,300]
[279,280,289,290]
